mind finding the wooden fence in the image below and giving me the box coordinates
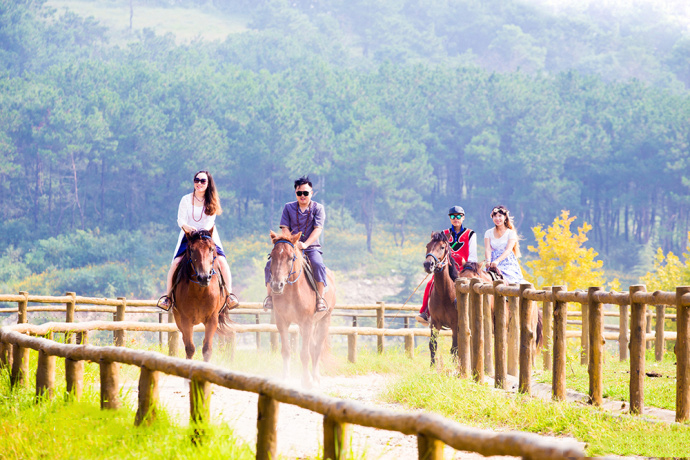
[0,323,584,460]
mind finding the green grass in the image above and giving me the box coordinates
[533,346,678,410]
[46,0,248,43]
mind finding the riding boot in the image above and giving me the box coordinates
[224,286,239,309]
[315,282,327,313]
[263,285,273,311]
[416,309,429,326]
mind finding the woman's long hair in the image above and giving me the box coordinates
[195,170,222,216]
[492,205,521,257]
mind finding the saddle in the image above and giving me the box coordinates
[486,265,504,281]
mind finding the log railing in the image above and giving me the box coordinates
[0,324,584,460]
[454,280,690,423]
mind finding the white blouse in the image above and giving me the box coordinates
[484,228,517,251]
[172,193,224,261]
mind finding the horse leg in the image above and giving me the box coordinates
[202,315,219,362]
[310,316,329,385]
[429,326,438,367]
[450,327,458,364]
[173,310,195,359]
[276,320,291,380]
[299,322,314,389]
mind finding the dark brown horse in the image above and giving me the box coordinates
[423,231,466,366]
[171,228,233,361]
[268,230,336,388]
[457,262,543,356]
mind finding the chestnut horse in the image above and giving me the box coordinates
[268,230,336,388]
[171,228,233,361]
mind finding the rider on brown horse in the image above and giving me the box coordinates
[263,176,329,313]
[417,205,477,325]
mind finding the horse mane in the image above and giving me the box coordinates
[187,229,214,244]
[430,231,445,243]
[448,260,459,281]
[460,261,482,275]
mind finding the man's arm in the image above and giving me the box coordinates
[468,233,478,262]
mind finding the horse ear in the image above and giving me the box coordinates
[430,231,434,238]
[290,232,302,244]
[184,227,194,240]
[270,230,278,243]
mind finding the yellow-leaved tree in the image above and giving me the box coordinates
[526,210,609,290]
[640,232,690,291]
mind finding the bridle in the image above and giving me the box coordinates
[187,234,217,285]
[271,239,303,285]
[426,242,449,273]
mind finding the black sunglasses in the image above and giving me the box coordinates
[296,191,310,197]
[194,178,207,184]
[449,214,464,219]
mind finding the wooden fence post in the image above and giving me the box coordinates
[542,287,553,372]
[100,360,121,410]
[493,280,507,390]
[18,291,28,324]
[65,291,76,344]
[405,331,415,359]
[168,312,180,357]
[469,278,484,383]
[646,310,653,350]
[482,292,493,376]
[11,340,29,388]
[158,313,164,349]
[255,314,261,350]
[518,282,535,395]
[588,287,604,406]
[347,332,357,363]
[619,303,629,361]
[417,433,444,460]
[675,286,690,422]
[655,305,665,362]
[257,394,279,460]
[190,379,211,425]
[552,286,567,401]
[629,284,647,415]
[135,367,160,426]
[324,415,351,460]
[456,279,471,378]
[507,289,519,377]
[227,330,237,363]
[65,358,84,401]
[0,341,10,371]
[36,350,56,402]
[377,301,385,354]
[580,295,589,365]
[115,297,126,347]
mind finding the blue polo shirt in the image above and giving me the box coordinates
[279,201,325,249]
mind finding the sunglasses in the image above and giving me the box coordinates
[194,178,207,184]
[491,209,506,216]
[449,214,464,219]
[296,191,310,197]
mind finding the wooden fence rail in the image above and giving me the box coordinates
[0,326,584,460]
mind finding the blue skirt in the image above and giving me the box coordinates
[174,235,226,259]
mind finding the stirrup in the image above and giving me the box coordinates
[263,295,273,310]
[157,295,172,311]
[315,297,328,313]
[226,292,239,309]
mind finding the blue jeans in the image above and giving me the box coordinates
[264,247,327,286]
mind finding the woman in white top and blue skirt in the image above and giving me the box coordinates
[484,205,524,284]
[159,170,238,309]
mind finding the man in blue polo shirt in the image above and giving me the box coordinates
[263,176,328,313]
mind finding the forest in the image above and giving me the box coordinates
[1,0,689,299]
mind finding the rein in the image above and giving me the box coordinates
[425,245,449,273]
[272,239,303,285]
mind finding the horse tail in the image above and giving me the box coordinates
[216,302,235,336]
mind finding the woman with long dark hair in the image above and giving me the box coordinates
[484,205,524,284]
[159,170,238,309]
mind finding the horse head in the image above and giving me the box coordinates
[424,231,449,274]
[184,227,217,287]
[268,229,303,295]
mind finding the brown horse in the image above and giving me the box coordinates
[423,231,468,366]
[457,262,543,357]
[268,230,336,388]
[171,228,233,361]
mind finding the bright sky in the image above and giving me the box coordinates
[527,0,690,22]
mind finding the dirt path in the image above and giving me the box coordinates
[154,373,517,459]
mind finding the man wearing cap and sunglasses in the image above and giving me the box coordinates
[416,206,477,325]
[263,176,329,313]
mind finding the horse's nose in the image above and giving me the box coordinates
[423,261,434,273]
[270,280,285,294]
[199,274,211,286]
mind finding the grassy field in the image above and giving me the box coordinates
[2,336,690,458]
[46,0,248,43]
